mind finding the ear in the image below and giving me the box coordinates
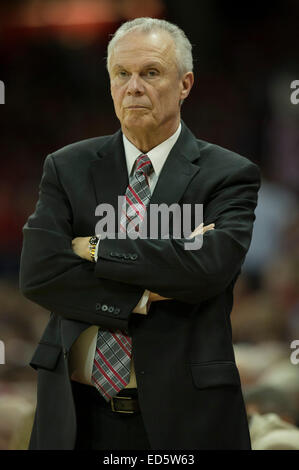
[180,72,194,101]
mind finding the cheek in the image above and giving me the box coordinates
[148,88,162,109]
[156,84,174,105]
[111,86,123,107]
[162,90,179,111]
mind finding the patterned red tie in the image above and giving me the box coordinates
[92,154,153,401]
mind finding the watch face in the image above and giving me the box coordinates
[89,236,98,246]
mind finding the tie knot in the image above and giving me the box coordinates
[134,154,153,177]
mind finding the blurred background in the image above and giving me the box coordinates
[0,0,299,450]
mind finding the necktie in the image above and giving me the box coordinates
[91,154,153,401]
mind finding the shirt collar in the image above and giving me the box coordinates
[122,122,182,178]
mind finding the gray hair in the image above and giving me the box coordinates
[106,17,193,77]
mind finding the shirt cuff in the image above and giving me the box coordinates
[132,289,150,315]
[94,236,101,262]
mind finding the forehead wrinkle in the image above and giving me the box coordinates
[111,32,176,69]
[111,50,176,73]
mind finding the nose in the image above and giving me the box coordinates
[126,74,144,96]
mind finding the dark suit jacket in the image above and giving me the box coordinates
[19,120,261,450]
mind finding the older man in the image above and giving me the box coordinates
[20,17,260,450]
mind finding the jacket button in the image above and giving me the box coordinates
[131,254,138,260]
[114,308,120,315]
[124,254,130,259]
[140,370,145,375]
[96,303,101,311]
[63,348,68,358]
[108,306,114,313]
[101,304,108,312]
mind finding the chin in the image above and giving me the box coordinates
[124,114,152,128]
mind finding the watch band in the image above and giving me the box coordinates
[88,236,99,262]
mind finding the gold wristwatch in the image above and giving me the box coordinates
[88,236,99,263]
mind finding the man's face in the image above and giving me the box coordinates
[109,30,192,133]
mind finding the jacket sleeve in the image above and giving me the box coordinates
[95,161,261,304]
[19,154,145,330]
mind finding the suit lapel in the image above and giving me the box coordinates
[90,120,201,230]
[150,120,201,207]
[90,129,128,208]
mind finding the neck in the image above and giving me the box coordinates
[122,117,180,153]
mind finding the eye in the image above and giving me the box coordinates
[147,69,159,77]
[118,70,128,78]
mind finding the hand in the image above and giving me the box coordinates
[148,222,215,302]
[72,236,92,261]
[188,222,215,238]
[148,292,171,302]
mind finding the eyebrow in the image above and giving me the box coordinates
[112,62,162,71]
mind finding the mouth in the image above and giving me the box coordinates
[126,106,148,109]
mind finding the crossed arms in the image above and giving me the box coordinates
[71,221,215,306]
[19,153,260,331]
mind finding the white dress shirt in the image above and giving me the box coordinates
[68,122,182,387]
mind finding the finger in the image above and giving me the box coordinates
[202,224,215,233]
[190,223,204,235]
[191,225,215,237]
[195,223,214,233]
[189,227,203,238]
[188,223,215,238]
